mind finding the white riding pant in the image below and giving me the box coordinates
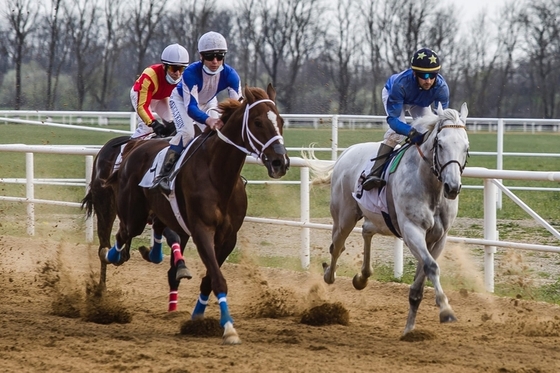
[130,88,174,139]
[381,87,432,148]
[168,89,219,147]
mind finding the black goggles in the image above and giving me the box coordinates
[167,65,186,73]
[417,72,438,80]
[202,52,226,61]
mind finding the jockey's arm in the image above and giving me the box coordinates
[135,80,156,124]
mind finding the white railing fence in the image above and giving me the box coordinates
[1,111,560,293]
[0,144,559,293]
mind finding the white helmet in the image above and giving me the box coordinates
[198,31,227,53]
[161,44,189,66]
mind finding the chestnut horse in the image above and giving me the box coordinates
[102,84,289,343]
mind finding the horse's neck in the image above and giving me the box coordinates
[207,132,247,182]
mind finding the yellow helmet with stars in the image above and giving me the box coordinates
[411,48,440,73]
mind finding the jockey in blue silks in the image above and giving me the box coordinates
[151,31,242,193]
[362,47,450,191]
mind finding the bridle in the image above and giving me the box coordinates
[216,98,286,162]
[416,121,469,182]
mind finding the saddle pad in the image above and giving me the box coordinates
[352,157,389,215]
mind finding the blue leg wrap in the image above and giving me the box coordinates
[191,294,209,319]
[149,235,163,264]
[217,293,233,327]
[106,244,121,263]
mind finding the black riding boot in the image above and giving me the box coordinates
[362,143,394,191]
[150,148,180,194]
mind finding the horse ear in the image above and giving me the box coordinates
[244,85,255,103]
[460,102,468,121]
[267,83,276,102]
[436,102,444,116]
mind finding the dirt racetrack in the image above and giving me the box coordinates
[2,224,560,373]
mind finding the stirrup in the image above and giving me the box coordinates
[362,176,386,191]
[155,177,172,195]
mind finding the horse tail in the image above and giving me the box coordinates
[300,146,335,186]
[81,190,94,218]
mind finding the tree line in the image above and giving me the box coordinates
[1,0,559,118]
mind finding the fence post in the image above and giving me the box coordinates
[331,115,338,161]
[497,118,504,209]
[25,152,35,236]
[85,155,94,243]
[393,238,403,278]
[129,113,136,133]
[483,179,497,292]
[300,165,310,269]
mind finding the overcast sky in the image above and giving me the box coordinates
[442,0,509,21]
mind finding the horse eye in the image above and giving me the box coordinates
[254,118,263,127]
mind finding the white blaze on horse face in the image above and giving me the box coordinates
[267,110,284,143]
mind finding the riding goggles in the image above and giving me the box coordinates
[417,72,438,80]
[167,65,186,73]
[202,52,226,61]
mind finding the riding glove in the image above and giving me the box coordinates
[150,120,166,137]
[408,128,426,145]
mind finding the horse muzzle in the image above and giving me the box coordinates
[444,182,461,200]
[262,143,289,178]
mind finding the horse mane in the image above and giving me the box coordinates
[218,86,269,124]
[411,107,461,134]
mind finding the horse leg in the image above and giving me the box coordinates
[163,230,192,312]
[403,262,426,335]
[214,235,241,344]
[138,218,166,264]
[352,218,375,290]
[323,212,360,284]
[403,237,456,335]
[192,232,240,344]
[429,238,456,324]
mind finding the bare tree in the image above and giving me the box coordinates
[361,0,385,113]
[245,0,325,112]
[167,0,216,59]
[323,0,362,114]
[38,0,69,110]
[64,0,103,110]
[89,0,125,109]
[3,0,39,109]
[519,0,560,118]
[125,0,167,77]
[493,0,524,117]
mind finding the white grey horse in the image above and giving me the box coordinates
[310,103,469,336]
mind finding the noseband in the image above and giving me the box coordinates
[417,122,469,181]
[216,99,285,161]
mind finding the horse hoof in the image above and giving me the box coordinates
[352,274,368,290]
[222,322,241,345]
[176,266,192,280]
[440,309,458,324]
[138,246,151,262]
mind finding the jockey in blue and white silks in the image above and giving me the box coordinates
[169,60,241,146]
[151,31,242,194]
[362,47,450,191]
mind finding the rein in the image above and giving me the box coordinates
[415,122,468,181]
[216,98,284,160]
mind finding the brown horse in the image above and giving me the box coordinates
[81,127,175,290]
[102,84,289,343]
